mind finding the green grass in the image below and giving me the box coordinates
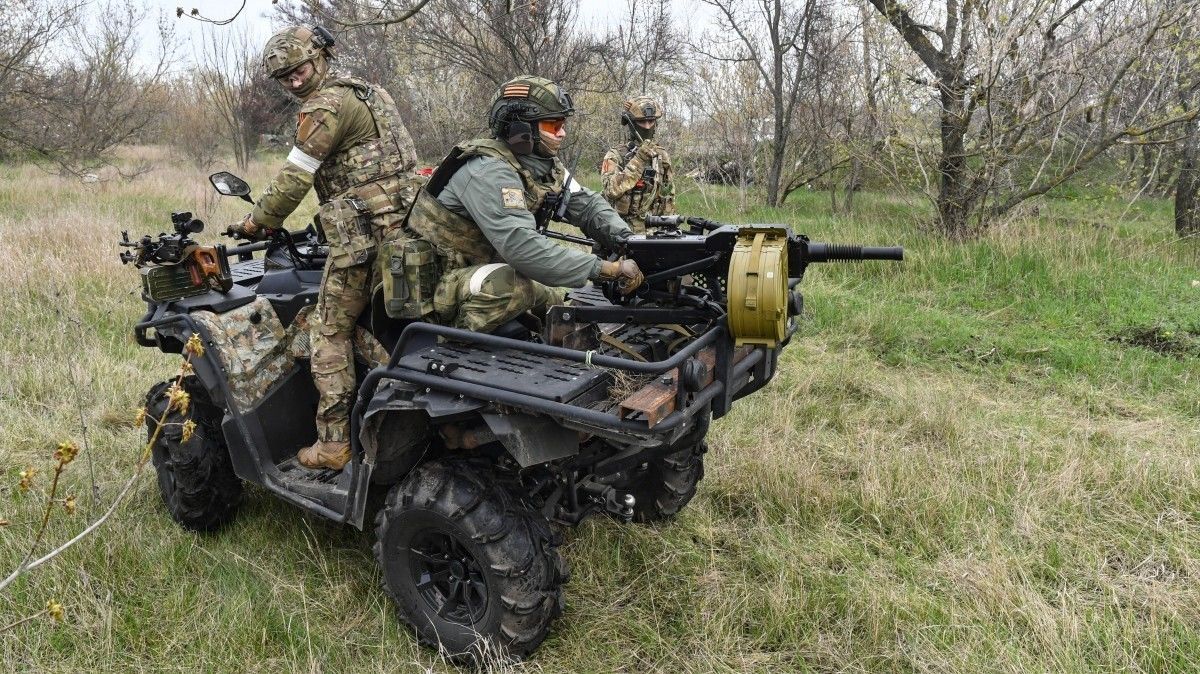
[1,151,1198,672]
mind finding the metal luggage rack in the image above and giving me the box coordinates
[356,315,767,440]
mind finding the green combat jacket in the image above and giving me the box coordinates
[405,138,631,289]
[251,76,419,229]
[600,141,676,228]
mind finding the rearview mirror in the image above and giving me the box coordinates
[209,171,254,203]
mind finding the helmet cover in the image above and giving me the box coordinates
[489,75,575,154]
[622,95,662,141]
[263,26,326,78]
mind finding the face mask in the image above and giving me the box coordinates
[286,55,328,100]
[629,120,656,143]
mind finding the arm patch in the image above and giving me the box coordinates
[500,187,525,209]
[297,113,318,144]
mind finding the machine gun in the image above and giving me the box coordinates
[118,211,233,301]
[574,214,903,348]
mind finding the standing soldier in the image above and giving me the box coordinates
[227,25,419,471]
[395,75,643,335]
[600,96,676,233]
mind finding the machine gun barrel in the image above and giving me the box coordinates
[803,243,904,263]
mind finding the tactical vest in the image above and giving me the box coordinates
[311,77,416,215]
[404,138,566,270]
[610,142,666,219]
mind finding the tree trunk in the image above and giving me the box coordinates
[936,77,974,236]
[1176,115,1200,236]
[843,157,862,213]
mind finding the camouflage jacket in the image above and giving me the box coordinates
[600,141,675,223]
[252,76,419,229]
[405,138,631,288]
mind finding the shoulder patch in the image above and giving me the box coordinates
[296,112,318,144]
[500,187,525,209]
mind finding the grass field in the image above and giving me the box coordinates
[1,148,1198,672]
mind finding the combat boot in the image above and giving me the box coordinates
[297,440,351,470]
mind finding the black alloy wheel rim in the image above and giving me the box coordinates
[409,528,489,625]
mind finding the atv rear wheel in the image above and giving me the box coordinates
[374,460,567,663]
[620,440,707,522]
[145,377,242,533]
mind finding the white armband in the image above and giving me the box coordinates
[287,146,322,174]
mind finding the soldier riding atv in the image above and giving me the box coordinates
[120,162,901,661]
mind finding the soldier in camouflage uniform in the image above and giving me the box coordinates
[396,76,643,334]
[228,25,418,471]
[600,95,676,234]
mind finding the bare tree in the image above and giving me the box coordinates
[409,0,609,92]
[1172,12,1200,236]
[868,0,1200,236]
[598,0,689,93]
[196,27,292,170]
[1,2,172,177]
[0,1,84,160]
[697,0,825,207]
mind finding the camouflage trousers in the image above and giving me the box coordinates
[433,263,562,333]
[311,258,375,443]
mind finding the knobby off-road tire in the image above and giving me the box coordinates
[145,377,242,533]
[621,440,707,523]
[374,460,567,663]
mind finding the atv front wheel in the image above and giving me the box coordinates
[374,460,567,662]
[145,377,242,532]
[620,440,707,522]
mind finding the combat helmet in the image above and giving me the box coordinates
[488,75,575,156]
[262,25,335,98]
[621,95,662,141]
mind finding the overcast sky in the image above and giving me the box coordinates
[136,0,717,71]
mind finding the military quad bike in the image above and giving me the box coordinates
[120,171,902,661]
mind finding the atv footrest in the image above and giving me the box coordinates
[398,342,610,403]
[275,457,342,486]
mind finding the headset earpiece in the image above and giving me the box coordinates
[506,120,534,155]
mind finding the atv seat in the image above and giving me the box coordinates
[490,319,530,341]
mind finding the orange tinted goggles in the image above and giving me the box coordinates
[538,118,566,134]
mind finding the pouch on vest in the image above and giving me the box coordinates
[380,236,439,319]
[320,198,375,269]
[404,188,495,266]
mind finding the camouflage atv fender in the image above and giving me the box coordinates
[190,297,293,410]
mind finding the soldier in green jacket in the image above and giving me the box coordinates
[600,95,676,233]
[228,25,418,471]
[397,75,644,334]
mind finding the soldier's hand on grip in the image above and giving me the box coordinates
[598,257,644,295]
[225,215,265,241]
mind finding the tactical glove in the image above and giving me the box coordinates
[225,215,268,241]
[635,142,657,162]
[597,257,644,295]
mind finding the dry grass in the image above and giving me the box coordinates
[1,148,1198,672]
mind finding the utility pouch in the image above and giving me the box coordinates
[380,235,439,319]
[320,198,375,269]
